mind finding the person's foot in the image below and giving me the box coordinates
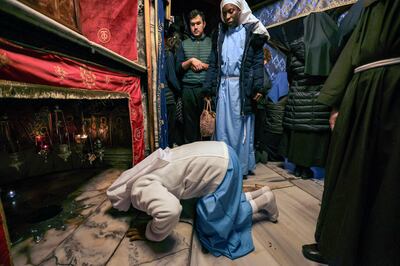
[263,190,279,222]
[243,175,248,180]
[302,243,327,264]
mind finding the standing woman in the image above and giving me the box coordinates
[203,0,269,177]
[165,31,184,147]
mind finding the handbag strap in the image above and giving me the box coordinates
[204,98,213,112]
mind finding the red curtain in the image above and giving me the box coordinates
[0,201,11,266]
[0,39,144,163]
[79,0,138,61]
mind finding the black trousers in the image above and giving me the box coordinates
[182,85,204,144]
[167,103,184,147]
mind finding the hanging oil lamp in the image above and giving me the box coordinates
[74,133,87,160]
[54,106,72,162]
[94,139,104,162]
[87,136,97,165]
[9,144,23,171]
[74,114,89,162]
[38,142,50,163]
[0,114,23,171]
[34,128,51,162]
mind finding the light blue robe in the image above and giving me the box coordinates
[215,25,256,175]
[196,146,254,259]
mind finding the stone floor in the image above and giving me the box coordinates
[10,163,326,266]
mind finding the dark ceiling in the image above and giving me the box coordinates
[170,0,279,35]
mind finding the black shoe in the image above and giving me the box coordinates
[260,151,268,164]
[255,151,262,163]
[301,168,314,179]
[293,166,302,177]
[243,175,248,180]
[302,243,327,264]
[201,246,209,254]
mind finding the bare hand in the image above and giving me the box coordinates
[191,58,205,72]
[253,93,263,102]
[329,108,339,130]
[202,63,209,70]
[126,223,147,242]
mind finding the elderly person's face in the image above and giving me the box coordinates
[222,4,241,27]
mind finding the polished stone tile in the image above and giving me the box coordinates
[79,169,123,192]
[107,222,192,266]
[44,200,132,265]
[11,169,124,266]
[12,225,78,265]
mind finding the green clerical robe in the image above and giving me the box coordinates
[315,0,400,265]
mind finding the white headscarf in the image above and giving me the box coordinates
[220,0,270,38]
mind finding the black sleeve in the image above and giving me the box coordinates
[264,69,272,94]
[175,43,185,77]
[252,35,267,95]
[165,51,182,94]
[202,31,219,96]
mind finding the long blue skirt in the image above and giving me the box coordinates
[195,146,254,259]
[215,76,256,175]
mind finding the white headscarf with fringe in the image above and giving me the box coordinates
[220,0,270,38]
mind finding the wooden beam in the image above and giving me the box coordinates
[144,0,155,152]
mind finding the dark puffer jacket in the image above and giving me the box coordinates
[283,37,330,131]
[203,23,266,115]
[266,96,287,134]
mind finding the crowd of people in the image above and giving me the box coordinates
[108,0,399,264]
[166,0,270,179]
[164,0,334,180]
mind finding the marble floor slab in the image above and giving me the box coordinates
[11,169,123,265]
[107,221,193,266]
[10,163,325,266]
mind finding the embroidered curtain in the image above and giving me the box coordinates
[0,39,144,163]
[79,0,138,61]
[253,0,357,28]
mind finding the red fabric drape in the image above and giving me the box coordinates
[0,201,11,266]
[79,0,138,61]
[0,39,144,163]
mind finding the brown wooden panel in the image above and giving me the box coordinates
[17,0,81,32]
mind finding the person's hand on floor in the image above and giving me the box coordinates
[126,222,147,241]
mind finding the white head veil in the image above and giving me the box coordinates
[220,0,270,38]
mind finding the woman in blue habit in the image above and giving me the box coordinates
[203,0,269,177]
